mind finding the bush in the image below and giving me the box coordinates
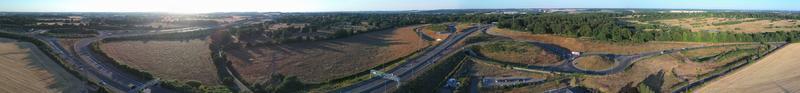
[396,52,467,93]
[90,41,155,80]
[251,74,309,93]
[161,79,231,93]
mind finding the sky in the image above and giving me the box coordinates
[1,0,798,13]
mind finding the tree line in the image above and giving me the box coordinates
[494,13,800,42]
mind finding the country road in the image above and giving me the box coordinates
[472,27,786,75]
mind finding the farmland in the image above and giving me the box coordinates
[420,23,474,43]
[577,45,766,93]
[99,39,220,84]
[0,38,85,93]
[470,60,563,93]
[654,17,800,33]
[478,26,774,92]
[488,27,738,54]
[696,43,800,93]
[473,41,562,66]
[574,55,615,70]
[225,25,429,84]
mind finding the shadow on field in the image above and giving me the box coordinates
[108,36,207,44]
[14,42,85,93]
[641,70,665,92]
[227,28,410,65]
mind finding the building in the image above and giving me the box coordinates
[669,10,706,13]
[67,16,82,21]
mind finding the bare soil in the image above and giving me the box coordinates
[100,39,220,84]
[475,41,562,66]
[696,43,800,93]
[580,46,759,93]
[574,55,615,71]
[225,26,429,83]
[0,38,85,93]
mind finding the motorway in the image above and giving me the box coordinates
[24,21,244,93]
[335,25,486,93]
[71,22,248,92]
[27,33,144,93]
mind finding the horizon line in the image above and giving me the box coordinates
[1,8,798,14]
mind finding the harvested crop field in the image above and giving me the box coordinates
[474,41,562,66]
[696,43,800,93]
[471,60,562,93]
[0,38,85,93]
[100,39,219,84]
[574,55,615,70]
[580,55,681,93]
[421,23,474,40]
[579,45,764,93]
[420,29,450,40]
[488,27,739,55]
[471,60,552,79]
[225,26,429,83]
[654,17,800,33]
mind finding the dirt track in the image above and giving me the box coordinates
[696,43,800,93]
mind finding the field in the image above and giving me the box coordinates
[654,17,800,33]
[471,60,552,79]
[484,27,771,92]
[0,38,85,93]
[488,27,738,55]
[100,39,220,84]
[57,38,81,53]
[696,43,800,93]
[578,45,763,93]
[225,26,429,83]
[421,23,474,40]
[574,55,615,70]
[470,60,563,93]
[420,29,450,40]
[474,41,562,66]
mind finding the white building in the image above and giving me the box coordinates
[669,10,706,13]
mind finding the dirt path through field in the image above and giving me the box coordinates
[696,43,800,93]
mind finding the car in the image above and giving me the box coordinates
[99,81,108,85]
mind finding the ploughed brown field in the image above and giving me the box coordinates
[225,25,429,83]
[100,39,220,84]
[696,43,800,93]
[0,38,85,93]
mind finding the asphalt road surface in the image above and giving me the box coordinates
[472,28,786,75]
[335,25,486,93]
